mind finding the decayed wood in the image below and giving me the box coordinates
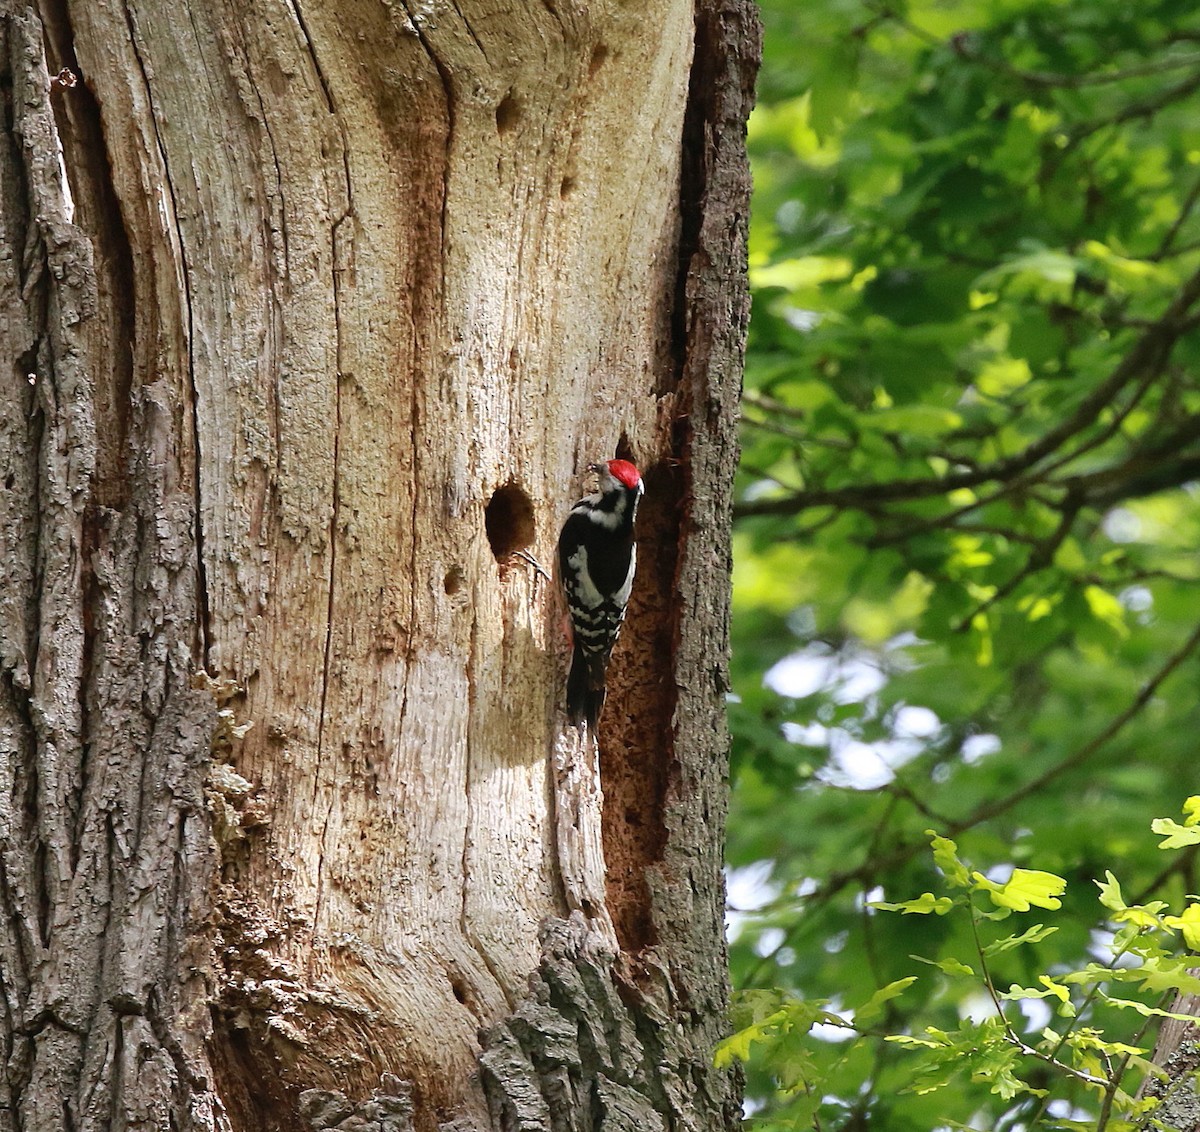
[479,1,760,1126]
[552,727,617,947]
[0,0,758,1124]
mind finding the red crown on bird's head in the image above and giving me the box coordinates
[606,459,641,490]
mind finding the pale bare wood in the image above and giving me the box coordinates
[0,0,757,1125]
[552,726,617,948]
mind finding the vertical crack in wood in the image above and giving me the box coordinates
[397,0,456,267]
[284,0,355,951]
[116,0,211,668]
[598,456,675,955]
[659,0,758,1007]
[479,1,760,1127]
[36,0,135,512]
[36,4,139,885]
[393,0,451,780]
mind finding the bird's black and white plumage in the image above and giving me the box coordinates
[558,459,644,728]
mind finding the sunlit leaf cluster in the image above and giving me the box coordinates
[723,819,1200,1130]
[728,0,1200,1126]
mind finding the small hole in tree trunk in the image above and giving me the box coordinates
[443,566,465,595]
[485,483,534,560]
[495,93,521,134]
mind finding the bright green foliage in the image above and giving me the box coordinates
[723,817,1200,1128]
[729,0,1200,1126]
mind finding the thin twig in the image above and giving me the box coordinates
[754,621,1200,929]
[968,898,1109,1089]
[741,412,853,450]
[1154,175,1200,260]
[1069,69,1200,147]
[951,498,1081,633]
[743,390,813,422]
[736,266,1200,520]
[948,619,1200,832]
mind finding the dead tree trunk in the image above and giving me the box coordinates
[0,0,758,1127]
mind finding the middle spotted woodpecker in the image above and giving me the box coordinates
[558,458,644,728]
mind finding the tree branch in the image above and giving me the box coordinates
[736,265,1200,520]
[767,620,1200,922]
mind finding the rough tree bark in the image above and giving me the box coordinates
[1140,992,1200,1129]
[0,0,759,1128]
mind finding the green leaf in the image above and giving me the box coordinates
[1083,585,1129,638]
[1098,994,1199,1024]
[863,405,964,437]
[1152,817,1200,850]
[972,869,1067,912]
[929,831,971,888]
[912,954,976,977]
[1128,958,1200,996]
[982,924,1058,957]
[1002,975,1073,1012]
[854,976,918,1026]
[975,245,1078,300]
[714,1009,789,1067]
[976,356,1033,398]
[1164,904,1200,950]
[751,255,854,291]
[1095,871,1126,914]
[1096,871,1167,929]
[872,892,956,915]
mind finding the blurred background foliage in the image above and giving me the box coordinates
[727,0,1200,1126]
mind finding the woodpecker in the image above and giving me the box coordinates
[558,458,644,728]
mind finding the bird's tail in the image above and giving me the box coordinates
[566,646,609,728]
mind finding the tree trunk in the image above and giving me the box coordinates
[0,0,758,1127]
[1140,991,1200,1129]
